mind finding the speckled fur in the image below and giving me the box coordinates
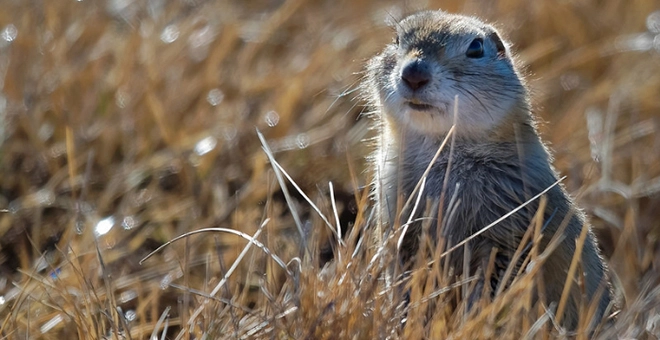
[364,10,612,329]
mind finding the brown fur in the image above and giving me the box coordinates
[364,10,612,330]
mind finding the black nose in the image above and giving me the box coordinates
[401,60,431,91]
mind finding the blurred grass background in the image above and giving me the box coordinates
[0,0,659,338]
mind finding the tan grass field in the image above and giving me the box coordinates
[1,0,659,338]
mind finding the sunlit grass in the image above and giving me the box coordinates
[1,0,659,338]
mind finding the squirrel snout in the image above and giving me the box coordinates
[401,59,431,91]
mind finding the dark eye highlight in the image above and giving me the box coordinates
[466,38,484,58]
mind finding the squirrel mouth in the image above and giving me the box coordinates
[406,101,435,111]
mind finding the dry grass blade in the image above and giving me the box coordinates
[397,176,426,251]
[150,306,171,340]
[556,220,591,325]
[400,125,456,215]
[259,130,346,248]
[256,129,308,257]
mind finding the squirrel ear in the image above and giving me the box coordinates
[488,32,507,58]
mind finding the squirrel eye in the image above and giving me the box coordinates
[466,38,484,58]
[394,35,400,45]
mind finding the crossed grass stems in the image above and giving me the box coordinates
[2,102,615,339]
[135,100,611,338]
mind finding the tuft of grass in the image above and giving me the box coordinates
[1,0,659,338]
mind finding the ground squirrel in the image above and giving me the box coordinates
[364,10,612,329]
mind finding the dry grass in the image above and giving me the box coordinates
[0,0,659,339]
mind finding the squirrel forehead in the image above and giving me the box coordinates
[397,11,494,47]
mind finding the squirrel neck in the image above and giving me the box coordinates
[380,105,543,159]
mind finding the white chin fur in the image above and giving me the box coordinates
[384,104,454,135]
[382,92,515,138]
